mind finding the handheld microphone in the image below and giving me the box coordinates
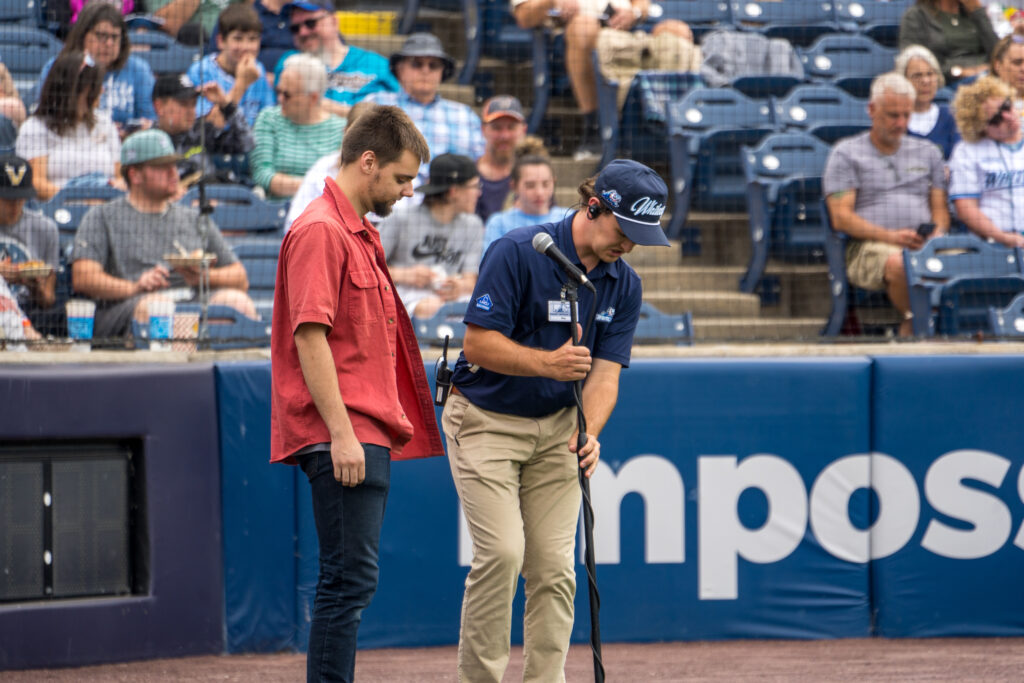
[532,232,596,293]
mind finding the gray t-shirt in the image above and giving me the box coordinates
[378,203,483,274]
[0,209,59,268]
[823,132,946,231]
[73,197,238,289]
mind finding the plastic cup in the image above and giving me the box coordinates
[148,300,175,351]
[66,299,95,352]
[172,312,199,353]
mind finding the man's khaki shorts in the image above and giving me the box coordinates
[846,240,901,291]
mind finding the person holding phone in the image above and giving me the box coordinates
[949,76,1024,248]
[824,72,950,337]
[899,0,998,84]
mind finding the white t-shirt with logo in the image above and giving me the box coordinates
[949,138,1024,233]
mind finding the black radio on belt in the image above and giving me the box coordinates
[434,334,453,406]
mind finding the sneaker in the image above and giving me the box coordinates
[573,140,602,162]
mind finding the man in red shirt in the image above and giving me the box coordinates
[270,104,442,682]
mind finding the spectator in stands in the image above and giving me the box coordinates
[483,139,567,255]
[71,0,132,24]
[39,2,156,134]
[187,3,276,128]
[824,72,950,337]
[152,73,254,190]
[378,154,483,320]
[0,154,61,335]
[284,99,374,230]
[252,54,344,199]
[16,51,123,201]
[990,33,1024,111]
[476,95,528,223]
[145,0,230,43]
[512,0,692,161]
[366,33,486,188]
[72,129,255,340]
[949,76,1024,247]
[274,0,399,117]
[0,64,26,128]
[899,0,998,84]
[208,0,294,73]
[895,45,960,159]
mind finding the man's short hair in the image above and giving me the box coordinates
[340,105,430,168]
[953,76,1014,143]
[218,3,262,37]
[281,53,328,97]
[869,72,916,104]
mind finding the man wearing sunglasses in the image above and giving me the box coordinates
[950,76,1024,249]
[825,72,950,336]
[366,33,486,193]
[272,0,398,119]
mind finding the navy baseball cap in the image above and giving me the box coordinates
[594,159,669,246]
[284,0,333,14]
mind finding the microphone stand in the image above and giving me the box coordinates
[566,279,605,683]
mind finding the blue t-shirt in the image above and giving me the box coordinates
[451,214,643,418]
[187,53,276,128]
[38,54,156,125]
[273,45,399,107]
[482,206,571,258]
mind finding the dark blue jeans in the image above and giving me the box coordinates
[300,444,391,683]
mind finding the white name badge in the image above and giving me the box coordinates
[548,300,578,322]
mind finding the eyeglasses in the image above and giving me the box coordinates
[987,98,1014,127]
[907,70,937,82]
[90,30,121,44]
[289,15,324,34]
[406,57,444,71]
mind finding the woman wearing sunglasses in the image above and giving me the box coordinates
[949,76,1024,247]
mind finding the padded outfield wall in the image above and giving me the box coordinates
[1,354,1023,669]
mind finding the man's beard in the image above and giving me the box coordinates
[371,198,395,217]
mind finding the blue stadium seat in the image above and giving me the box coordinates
[39,185,127,248]
[180,184,288,236]
[773,84,870,144]
[932,86,954,106]
[128,30,200,75]
[739,132,831,294]
[231,238,280,322]
[0,26,62,102]
[0,0,41,25]
[904,235,1024,336]
[132,303,271,350]
[648,0,734,41]
[700,29,804,98]
[731,0,840,47]
[412,299,467,346]
[798,34,896,98]
[834,0,911,47]
[632,302,694,345]
[988,290,1024,337]
[665,87,776,236]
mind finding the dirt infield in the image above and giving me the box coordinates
[5,638,1024,682]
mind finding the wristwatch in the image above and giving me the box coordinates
[219,102,238,119]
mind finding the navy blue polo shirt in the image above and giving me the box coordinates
[451,213,643,418]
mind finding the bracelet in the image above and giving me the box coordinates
[219,102,237,118]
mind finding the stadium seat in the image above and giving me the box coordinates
[798,34,896,98]
[632,302,694,345]
[773,84,870,144]
[647,0,734,41]
[739,132,831,294]
[398,0,479,85]
[731,0,840,47]
[988,290,1024,337]
[412,299,467,346]
[230,238,280,322]
[0,26,62,102]
[132,303,271,350]
[38,185,127,248]
[0,235,28,262]
[0,0,40,25]
[128,30,200,76]
[180,184,288,236]
[834,0,911,47]
[903,234,1024,336]
[665,87,776,236]
[700,29,804,98]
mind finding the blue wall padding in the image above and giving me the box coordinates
[0,364,223,670]
[871,356,1024,637]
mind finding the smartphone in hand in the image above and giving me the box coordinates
[917,222,936,239]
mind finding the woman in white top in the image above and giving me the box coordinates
[15,51,122,201]
[949,76,1024,247]
[895,44,960,159]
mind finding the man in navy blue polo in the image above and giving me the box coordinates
[441,159,669,682]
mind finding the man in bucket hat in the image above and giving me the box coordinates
[366,32,485,190]
[441,158,669,681]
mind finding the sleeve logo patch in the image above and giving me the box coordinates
[596,306,615,323]
[475,293,493,311]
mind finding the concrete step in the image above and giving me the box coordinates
[680,212,751,267]
[692,317,826,341]
[645,291,761,317]
[345,34,405,59]
[636,265,744,292]
[623,240,684,268]
[438,82,476,107]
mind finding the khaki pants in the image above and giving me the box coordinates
[442,393,581,683]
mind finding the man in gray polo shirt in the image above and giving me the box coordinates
[824,71,950,336]
[72,129,256,341]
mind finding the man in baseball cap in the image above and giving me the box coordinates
[592,158,670,247]
[476,95,528,222]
